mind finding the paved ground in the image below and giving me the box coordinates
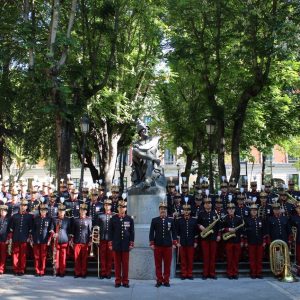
[0,275,299,300]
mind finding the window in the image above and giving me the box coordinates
[288,154,298,163]
[164,149,175,165]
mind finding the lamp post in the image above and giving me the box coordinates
[205,116,216,193]
[79,115,90,193]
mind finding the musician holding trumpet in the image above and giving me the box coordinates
[198,197,221,280]
[290,202,300,277]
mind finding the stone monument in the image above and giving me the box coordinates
[127,119,175,279]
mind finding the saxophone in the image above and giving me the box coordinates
[200,213,220,238]
[222,219,245,241]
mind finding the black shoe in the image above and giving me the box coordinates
[99,275,105,279]
[74,275,80,278]
[155,282,162,288]
[106,276,111,279]
[210,276,217,280]
[180,276,186,280]
[187,276,194,280]
[60,274,65,278]
[19,273,24,276]
[202,276,208,280]
[232,275,238,280]
[228,276,233,280]
[123,284,130,288]
[256,275,263,279]
[115,283,121,288]
[164,282,170,287]
[250,275,256,279]
[34,273,39,277]
[82,275,86,279]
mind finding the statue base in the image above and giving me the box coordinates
[127,190,176,280]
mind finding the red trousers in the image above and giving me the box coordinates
[12,242,27,274]
[226,243,241,276]
[0,242,7,273]
[248,244,263,276]
[154,246,172,284]
[100,241,113,276]
[216,240,226,261]
[33,244,48,275]
[74,244,89,276]
[114,251,129,285]
[56,243,68,275]
[201,240,217,277]
[180,246,194,277]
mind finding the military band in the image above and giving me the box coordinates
[0,175,300,286]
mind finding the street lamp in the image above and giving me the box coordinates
[205,116,216,193]
[79,115,90,193]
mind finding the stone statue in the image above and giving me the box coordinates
[131,119,164,189]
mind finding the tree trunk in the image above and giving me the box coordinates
[217,119,226,181]
[85,150,99,182]
[184,153,194,185]
[261,154,266,185]
[0,138,4,179]
[55,113,72,184]
[118,149,127,193]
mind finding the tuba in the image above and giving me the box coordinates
[222,219,245,241]
[269,239,298,282]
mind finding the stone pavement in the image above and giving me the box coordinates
[0,275,299,300]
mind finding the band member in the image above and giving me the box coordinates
[109,200,134,288]
[191,193,203,218]
[71,203,92,278]
[80,187,90,204]
[97,184,107,209]
[97,199,114,279]
[65,188,80,219]
[32,204,53,276]
[198,198,221,279]
[257,192,273,220]
[247,181,260,203]
[287,180,300,198]
[27,188,40,217]
[53,204,72,277]
[176,204,198,280]
[166,181,176,216]
[291,202,300,276]
[9,199,33,275]
[244,204,267,279]
[0,205,10,274]
[7,191,20,218]
[181,182,194,205]
[48,193,58,218]
[267,203,291,243]
[88,189,102,226]
[278,190,295,217]
[149,201,177,287]
[235,194,250,219]
[171,192,183,220]
[223,203,244,279]
[110,185,121,214]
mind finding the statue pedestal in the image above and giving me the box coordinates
[127,190,176,280]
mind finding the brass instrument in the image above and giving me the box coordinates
[222,219,245,241]
[7,238,12,255]
[200,213,220,238]
[269,239,298,282]
[286,193,299,206]
[53,220,61,276]
[90,226,100,277]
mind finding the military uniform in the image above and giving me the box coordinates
[176,213,198,279]
[222,207,244,279]
[7,202,20,218]
[72,213,92,277]
[198,208,220,278]
[65,199,80,219]
[48,203,58,218]
[32,211,53,276]
[9,204,33,275]
[88,201,102,226]
[53,212,72,276]
[0,207,10,274]
[149,205,177,286]
[244,206,267,278]
[97,211,114,278]
[108,203,134,287]
[291,211,300,276]
[27,199,40,217]
[267,215,291,243]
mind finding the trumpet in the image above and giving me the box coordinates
[286,193,299,206]
[222,219,245,241]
